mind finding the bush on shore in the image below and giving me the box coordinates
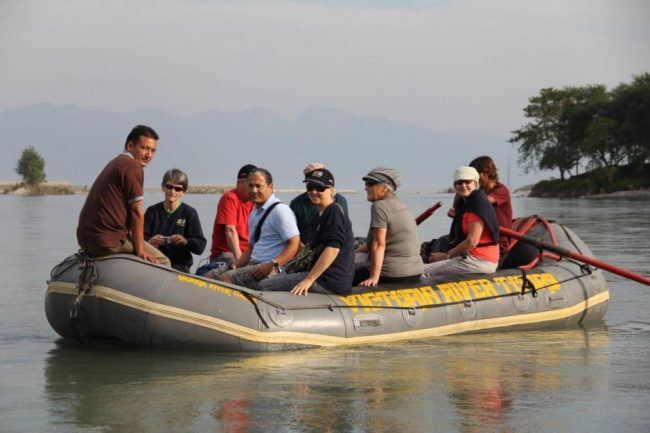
[530,163,650,197]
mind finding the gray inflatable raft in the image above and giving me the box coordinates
[45,219,609,351]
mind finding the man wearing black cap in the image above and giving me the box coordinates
[208,164,257,269]
[290,163,349,244]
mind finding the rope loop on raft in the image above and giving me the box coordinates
[519,269,538,298]
[70,252,98,322]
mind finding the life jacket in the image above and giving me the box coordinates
[449,189,500,249]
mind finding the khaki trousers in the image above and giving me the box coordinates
[83,238,171,267]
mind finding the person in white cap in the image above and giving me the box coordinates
[423,166,500,276]
[290,163,348,244]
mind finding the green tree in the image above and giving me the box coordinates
[510,85,613,179]
[16,146,46,186]
[609,72,650,164]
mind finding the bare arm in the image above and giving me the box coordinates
[444,220,483,260]
[291,246,340,296]
[224,224,243,260]
[252,235,301,280]
[359,227,386,287]
[234,246,253,269]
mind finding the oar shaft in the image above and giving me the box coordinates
[415,201,443,225]
[500,226,650,286]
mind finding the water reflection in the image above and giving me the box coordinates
[44,327,609,433]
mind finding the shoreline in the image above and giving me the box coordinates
[3,180,648,198]
[0,181,360,196]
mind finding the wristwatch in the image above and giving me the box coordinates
[271,259,280,270]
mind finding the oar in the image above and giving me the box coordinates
[500,226,650,286]
[415,201,443,225]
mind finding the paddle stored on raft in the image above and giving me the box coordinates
[45,216,610,351]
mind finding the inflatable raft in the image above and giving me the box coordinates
[45,217,609,351]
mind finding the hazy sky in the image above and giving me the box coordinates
[1,0,649,153]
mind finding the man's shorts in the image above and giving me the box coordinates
[223,263,278,290]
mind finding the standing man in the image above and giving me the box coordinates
[220,168,300,289]
[76,125,170,265]
[209,164,257,267]
[290,162,348,244]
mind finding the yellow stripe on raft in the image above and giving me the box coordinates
[46,282,609,347]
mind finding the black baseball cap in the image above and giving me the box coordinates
[303,168,335,187]
[237,164,257,179]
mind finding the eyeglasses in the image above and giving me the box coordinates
[164,184,184,192]
[306,182,328,192]
[364,180,380,187]
[454,180,474,186]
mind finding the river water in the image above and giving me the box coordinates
[1,192,649,433]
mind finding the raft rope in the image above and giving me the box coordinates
[48,243,599,318]
[252,266,597,313]
[70,253,98,321]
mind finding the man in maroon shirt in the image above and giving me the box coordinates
[76,125,170,265]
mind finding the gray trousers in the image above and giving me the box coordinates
[257,271,332,294]
[422,254,497,277]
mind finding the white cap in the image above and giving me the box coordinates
[453,166,480,183]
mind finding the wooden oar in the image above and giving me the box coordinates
[500,226,650,286]
[415,201,443,225]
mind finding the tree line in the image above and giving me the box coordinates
[510,73,650,180]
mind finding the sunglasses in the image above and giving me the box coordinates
[364,180,380,187]
[454,179,474,186]
[164,184,184,192]
[306,182,328,192]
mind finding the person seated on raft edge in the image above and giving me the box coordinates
[144,168,206,273]
[200,164,257,279]
[258,168,355,296]
[76,125,170,266]
[425,155,513,267]
[219,168,300,290]
[353,167,423,287]
[290,162,349,245]
[469,155,513,267]
[423,166,500,277]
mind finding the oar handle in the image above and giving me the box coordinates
[415,201,443,225]
[501,226,650,286]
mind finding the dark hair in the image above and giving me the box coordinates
[469,155,499,182]
[249,168,273,185]
[161,168,188,191]
[124,125,159,149]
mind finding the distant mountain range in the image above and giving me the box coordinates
[0,103,528,190]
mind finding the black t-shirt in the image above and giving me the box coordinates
[307,203,355,294]
[144,202,206,270]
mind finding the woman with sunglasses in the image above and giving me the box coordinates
[354,167,423,287]
[144,168,206,273]
[422,166,499,276]
[258,168,355,296]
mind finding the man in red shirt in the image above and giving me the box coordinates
[209,164,257,268]
[76,125,170,265]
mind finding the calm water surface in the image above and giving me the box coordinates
[1,192,649,433]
